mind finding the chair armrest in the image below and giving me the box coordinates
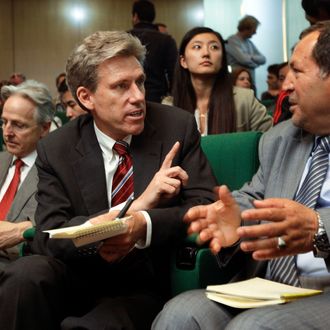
[23,227,36,240]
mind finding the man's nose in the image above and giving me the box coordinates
[130,83,145,102]
[282,71,293,92]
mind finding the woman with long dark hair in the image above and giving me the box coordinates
[164,27,272,135]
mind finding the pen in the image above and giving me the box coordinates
[116,196,134,219]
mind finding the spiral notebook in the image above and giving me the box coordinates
[44,216,131,247]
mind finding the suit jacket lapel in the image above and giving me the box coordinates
[0,152,12,188]
[8,165,38,220]
[72,119,109,214]
[277,132,314,199]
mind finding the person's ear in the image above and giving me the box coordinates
[180,55,188,69]
[76,87,95,111]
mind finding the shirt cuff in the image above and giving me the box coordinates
[135,210,152,249]
[108,204,151,249]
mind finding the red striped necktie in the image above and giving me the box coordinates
[0,159,24,220]
[111,141,134,207]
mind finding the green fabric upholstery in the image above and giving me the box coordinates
[19,227,36,257]
[171,131,262,296]
[55,110,70,126]
[201,131,262,191]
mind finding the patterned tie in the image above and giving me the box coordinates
[0,159,24,220]
[111,141,134,207]
[269,137,330,287]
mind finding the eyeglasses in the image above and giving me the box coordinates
[0,118,38,133]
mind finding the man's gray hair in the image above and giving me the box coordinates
[1,80,54,124]
[66,30,146,106]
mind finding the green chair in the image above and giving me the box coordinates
[19,227,36,257]
[171,131,262,296]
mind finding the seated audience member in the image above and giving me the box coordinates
[0,80,53,269]
[231,66,253,90]
[152,21,330,330]
[129,0,178,103]
[273,62,291,125]
[163,27,272,136]
[0,80,10,114]
[261,63,280,101]
[58,78,86,120]
[0,31,216,329]
[277,61,289,89]
[55,72,66,91]
[8,73,26,86]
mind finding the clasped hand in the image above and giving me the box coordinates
[184,185,318,260]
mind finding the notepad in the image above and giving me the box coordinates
[44,216,131,247]
[206,277,322,309]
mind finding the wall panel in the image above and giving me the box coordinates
[0,0,14,81]
[0,0,203,96]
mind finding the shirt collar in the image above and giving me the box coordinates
[12,150,37,167]
[93,121,132,156]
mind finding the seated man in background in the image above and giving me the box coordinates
[153,21,330,330]
[58,78,86,120]
[261,63,280,102]
[0,31,216,330]
[0,80,53,269]
[8,73,26,86]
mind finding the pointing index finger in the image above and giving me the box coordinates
[161,141,180,169]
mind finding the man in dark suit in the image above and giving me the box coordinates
[152,21,330,330]
[0,80,53,269]
[129,0,178,103]
[0,31,216,329]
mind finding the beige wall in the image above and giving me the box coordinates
[0,0,203,96]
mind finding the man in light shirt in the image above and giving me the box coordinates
[0,80,53,268]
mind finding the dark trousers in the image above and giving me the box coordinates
[0,255,163,330]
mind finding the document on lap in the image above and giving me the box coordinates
[206,277,322,309]
[44,216,131,247]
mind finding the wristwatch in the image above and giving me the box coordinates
[313,212,330,258]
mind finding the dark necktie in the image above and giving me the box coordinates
[111,141,134,207]
[0,159,24,220]
[269,136,330,286]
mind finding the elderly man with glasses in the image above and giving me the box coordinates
[0,80,54,269]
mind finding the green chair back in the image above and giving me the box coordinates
[201,131,262,190]
[171,131,262,296]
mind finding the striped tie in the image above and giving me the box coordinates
[269,136,330,287]
[111,141,134,207]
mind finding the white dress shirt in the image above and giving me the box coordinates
[93,122,151,248]
[296,138,330,276]
[0,150,37,201]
